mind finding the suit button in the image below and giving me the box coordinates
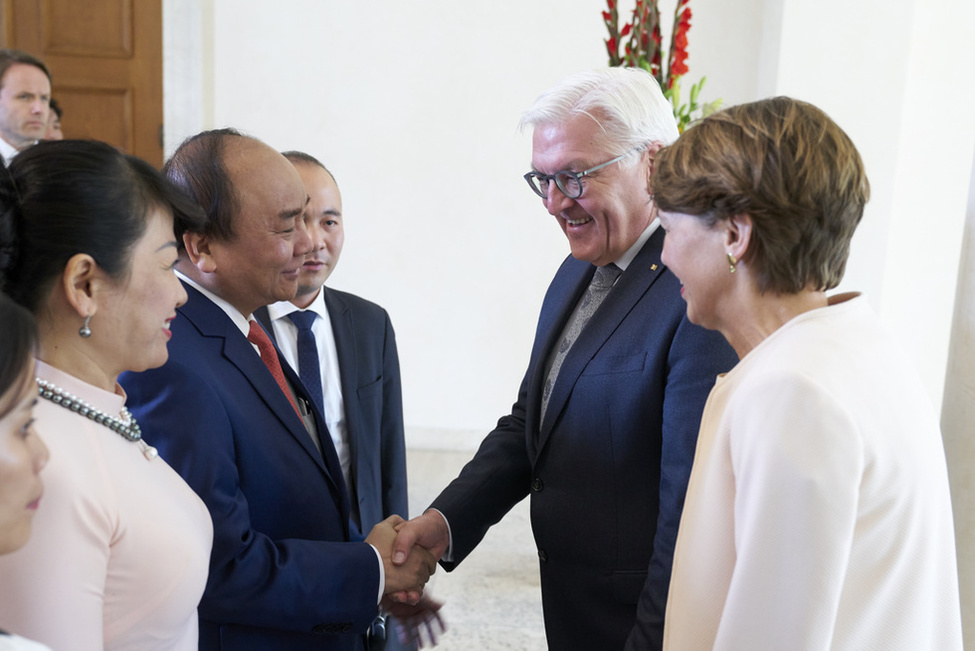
[532,477,544,492]
[538,549,548,562]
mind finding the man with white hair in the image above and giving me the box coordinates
[393,68,738,650]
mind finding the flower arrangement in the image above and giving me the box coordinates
[602,0,721,132]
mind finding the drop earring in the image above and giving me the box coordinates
[726,253,737,274]
[79,314,92,338]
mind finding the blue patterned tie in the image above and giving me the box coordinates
[287,311,325,418]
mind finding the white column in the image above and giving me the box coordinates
[942,153,975,648]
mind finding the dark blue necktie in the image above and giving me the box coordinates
[287,310,325,418]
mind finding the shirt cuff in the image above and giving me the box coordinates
[368,543,385,604]
[427,508,454,562]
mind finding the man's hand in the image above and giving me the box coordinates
[392,510,450,566]
[384,510,450,604]
[366,516,437,602]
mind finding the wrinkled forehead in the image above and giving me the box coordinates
[531,114,610,171]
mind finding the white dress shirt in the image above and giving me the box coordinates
[0,137,21,166]
[264,290,352,495]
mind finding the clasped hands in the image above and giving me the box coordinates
[366,512,451,646]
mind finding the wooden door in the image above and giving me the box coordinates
[0,0,164,167]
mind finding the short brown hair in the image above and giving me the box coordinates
[652,97,870,294]
[0,49,52,88]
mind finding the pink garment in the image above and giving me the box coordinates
[0,361,213,651]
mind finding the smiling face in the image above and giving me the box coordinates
[95,207,187,375]
[0,63,51,149]
[292,161,343,307]
[0,362,49,555]
[205,141,312,316]
[530,114,654,266]
[658,209,730,329]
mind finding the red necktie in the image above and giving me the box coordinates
[247,320,301,418]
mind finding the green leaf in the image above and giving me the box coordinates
[702,99,723,117]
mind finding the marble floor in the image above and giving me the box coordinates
[405,448,547,650]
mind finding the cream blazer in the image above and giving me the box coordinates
[665,294,962,650]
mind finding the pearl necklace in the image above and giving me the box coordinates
[36,378,158,461]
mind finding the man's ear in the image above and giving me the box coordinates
[725,213,754,262]
[645,141,665,180]
[183,232,217,274]
[61,253,102,319]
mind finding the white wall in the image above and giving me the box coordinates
[164,0,764,447]
[164,0,975,636]
[163,0,973,444]
[766,1,975,637]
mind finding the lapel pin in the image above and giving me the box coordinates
[651,264,658,271]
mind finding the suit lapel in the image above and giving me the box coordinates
[526,262,591,458]
[535,231,668,451]
[181,286,346,503]
[323,289,361,497]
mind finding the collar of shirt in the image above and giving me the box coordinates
[0,136,19,165]
[265,288,330,324]
[613,218,660,272]
[175,270,254,338]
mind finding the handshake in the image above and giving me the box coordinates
[365,511,451,645]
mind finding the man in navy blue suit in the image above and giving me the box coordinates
[392,68,738,650]
[121,129,434,650]
[254,152,413,650]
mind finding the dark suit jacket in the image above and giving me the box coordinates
[255,286,409,532]
[431,230,738,650]
[120,283,379,651]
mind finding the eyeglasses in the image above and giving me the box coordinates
[523,148,641,200]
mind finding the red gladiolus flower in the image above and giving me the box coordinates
[608,36,618,53]
[607,0,616,9]
[603,10,612,22]
[669,6,692,81]
[671,55,689,79]
[621,23,632,37]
